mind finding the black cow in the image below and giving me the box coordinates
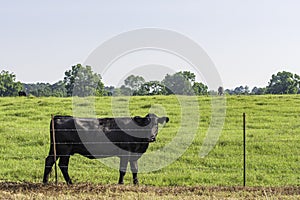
[43,113,169,185]
[18,91,27,96]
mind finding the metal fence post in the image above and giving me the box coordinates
[243,113,246,187]
[51,114,58,185]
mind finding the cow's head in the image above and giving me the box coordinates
[133,113,169,142]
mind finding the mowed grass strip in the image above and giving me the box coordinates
[0,95,299,186]
[0,182,299,200]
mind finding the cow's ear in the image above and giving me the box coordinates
[158,117,169,124]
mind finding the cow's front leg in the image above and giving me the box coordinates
[118,157,129,184]
[130,160,139,185]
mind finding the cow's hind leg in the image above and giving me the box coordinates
[43,155,57,184]
[130,160,139,185]
[58,155,72,185]
[118,157,129,184]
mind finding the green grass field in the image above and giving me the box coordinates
[0,95,299,187]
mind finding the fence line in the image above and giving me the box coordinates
[2,153,299,159]
[0,114,299,186]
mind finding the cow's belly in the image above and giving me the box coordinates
[72,143,123,159]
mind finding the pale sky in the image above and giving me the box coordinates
[1,0,300,89]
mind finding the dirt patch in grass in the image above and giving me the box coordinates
[0,182,299,199]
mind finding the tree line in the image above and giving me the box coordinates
[225,71,300,95]
[0,64,300,97]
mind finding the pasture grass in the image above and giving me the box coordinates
[0,95,299,187]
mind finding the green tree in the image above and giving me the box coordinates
[266,71,300,94]
[162,71,194,95]
[64,64,104,97]
[51,81,67,97]
[251,87,266,95]
[103,86,115,96]
[23,83,52,97]
[192,82,208,95]
[0,70,22,96]
[181,71,196,84]
[136,81,167,95]
[114,85,132,96]
[24,83,54,97]
[124,75,145,94]
[35,83,52,96]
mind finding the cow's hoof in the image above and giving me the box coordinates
[118,181,124,185]
[133,179,139,185]
[42,180,48,185]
